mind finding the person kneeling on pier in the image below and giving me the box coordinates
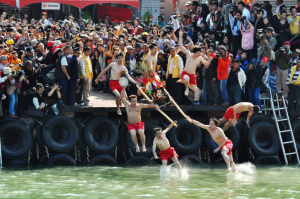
[27,83,48,117]
[152,122,183,174]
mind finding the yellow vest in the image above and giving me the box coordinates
[288,15,300,35]
[78,54,93,79]
[289,65,300,85]
[143,50,151,60]
[122,48,127,65]
[166,54,180,78]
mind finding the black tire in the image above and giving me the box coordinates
[46,154,77,166]
[254,156,281,165]
[84,116,118,155]
[89,155,118,166]
[120,118,156,157]
[0,117,24,128]
[77,117,92,151]
[43,115,79,152]
[4,159,27,165]
[205,124,240,152]
[35,115,55,147]
[125,156,153,166]
[248,122,280,156]
[243,114,275,135]
[168,119,202,154]
[291,122,300,152]
[0,122,32,159]
[179,155,203,164]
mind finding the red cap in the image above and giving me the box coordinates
[262,57,269,63]
[15,35,21,40]
[112,20,119,23]
[47,41,54,48]
[284,41,290,45]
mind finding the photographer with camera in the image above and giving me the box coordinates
[256,27,276,82]
[206,2,224,31]
[43,82,61,114]
[27,83,47,117]
[275,41,292,98]
[246,57,264,110]
[229,9,242,57]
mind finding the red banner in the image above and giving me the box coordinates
[97,5,133,22]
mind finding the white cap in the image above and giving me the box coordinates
[185,1,191,5]
[163,39,170,44]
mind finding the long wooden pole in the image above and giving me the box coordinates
[136,85,178,128]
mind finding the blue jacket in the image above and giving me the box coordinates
[68,55,79,79]
[238,57,248,72]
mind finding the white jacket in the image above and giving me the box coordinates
[228,66,247,89]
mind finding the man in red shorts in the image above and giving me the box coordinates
[152,121,183,174]
[218,102,260,131]
[121,87,159,152]
[189,117,236,173]
[177,30,212,96]
[95,53,139,115]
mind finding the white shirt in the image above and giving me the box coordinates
[61,56,68,66]
[168,56,183,75]
[276,4,283,14]
[242,8,251,21]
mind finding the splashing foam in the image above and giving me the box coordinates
[160,165,189,180]
[227,162,256,184]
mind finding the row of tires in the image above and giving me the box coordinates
[0,114,299,165]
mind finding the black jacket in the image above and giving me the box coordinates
[246,64,263,88]
[205,58,218,80]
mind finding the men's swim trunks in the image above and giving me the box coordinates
[109,80,123,93]
[224,106,241,121]
[220,139,233,155]
[126,121,144,132]
[159,147,179,163]
[181,71,197,85]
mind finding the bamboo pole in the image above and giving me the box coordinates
[136,85,178,127]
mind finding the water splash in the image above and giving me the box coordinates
[227,162,256,185]
[159,165,189,180]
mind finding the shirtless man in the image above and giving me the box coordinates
[152,121,183,174]
[190,117,237,173]
[121,87,159,152]
[177,30,212,96]
[95,53,139,115]
[218,102,260,132]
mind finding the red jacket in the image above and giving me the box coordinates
[213,53,231,80]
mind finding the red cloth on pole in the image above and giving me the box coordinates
[97,5,133,21]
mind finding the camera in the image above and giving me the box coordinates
[216,51,222,58]
[280,46,287,52]
[240,16,246,23]
[258,29,263,34]
[11,70,16,76]
[250,9,257,13]
[58,85,63,89]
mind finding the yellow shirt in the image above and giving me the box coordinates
[10,58,22,71]
[288,15,300,35]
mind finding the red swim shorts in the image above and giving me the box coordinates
[126,121,144,132]
[224,106,241,121]
[220,139,233,155]
[159,147,179,163]
[109,80,123,93]
[181,71,197,85]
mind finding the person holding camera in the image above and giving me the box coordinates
[43,82,61,114]
[27,83,47,117]
[256,27,276,82]
[275,41,292,98]
[229,9,242,57]
[0,67,14,117]
[246,57,264,110]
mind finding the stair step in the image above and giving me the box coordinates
[280,130,291,133]
[277,119,288,122]
[283,141,294,144]
[286,152,297,156]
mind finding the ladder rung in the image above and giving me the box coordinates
[277,119,288,122]
[274,108,286,110]
[286,152,297,155]
[283,141,294,144]
[276,91,283,93]
[280,130,291,133]
[273,99,283,102]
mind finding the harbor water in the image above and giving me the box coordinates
[0,163,299,198]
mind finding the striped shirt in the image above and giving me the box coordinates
[287,68,300,85]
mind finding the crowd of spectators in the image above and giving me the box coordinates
[0,0,300,118]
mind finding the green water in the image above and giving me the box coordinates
[0,163,299,198]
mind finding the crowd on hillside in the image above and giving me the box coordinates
[0,0,300,118]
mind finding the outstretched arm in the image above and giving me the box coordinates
[200,55,212,67]
[120,87,129,106]
[178,30,190,55]
[152,139,159,159]
[95,63,112,84]
[124,67,138,84]
[141,103,160,110]
[190,118,209,129]
[162,121,177,134]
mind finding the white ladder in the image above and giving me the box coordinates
[269,90,300,164]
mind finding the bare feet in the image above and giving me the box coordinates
[117,108,122,115]
[184,89,189,96]
[142,145,146,152]
[136,145,140,153]
[232,168,237,172]
[227,167,232,173]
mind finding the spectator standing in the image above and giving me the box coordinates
[0,55,8,71]
[79,46,93,107]
[241,18,254,61]
[229,10,242,57]
[40,12,49,26]
[227,59,246,106]
[0,67,14,117]
[238,2,251,21]
[54,45,72,105]
[206,49,219,105]
[275,41,292,98]
[158,16,166,28]
[275,0,284,14]
[286,59,300,117]
[288,6,300,37]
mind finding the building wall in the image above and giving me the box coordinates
[162,0,194,23]
[140,0,160,24]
